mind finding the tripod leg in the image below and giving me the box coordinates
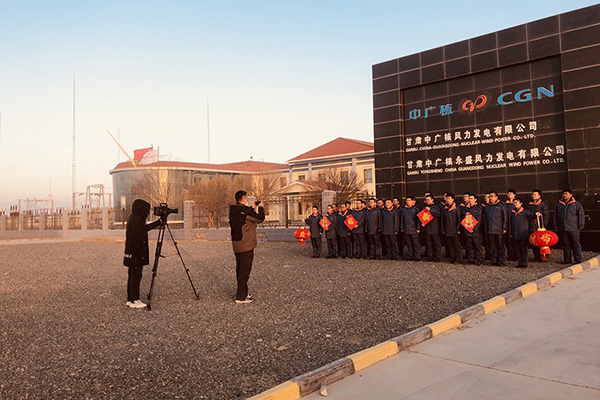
[166,223,200,300]
[147,224,166,311]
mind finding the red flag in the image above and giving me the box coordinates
[133,147,153,161]
[417,208,433,226]
[344,214,358,230]
[319,216,331,230]
[461,213,479,233]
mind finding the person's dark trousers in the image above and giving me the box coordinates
[560,231,583,263]
[396,232,404,257]
[441,235,449,258]
[483,231,491,260]
[505,233,516,261]
[489,234,506,265]
[404,234,420,260]
[326,238,337,258]
[380,233,388,257]
[445,235,462,262]
[367,234,381,259]
[383,235,399,259]
[235,250,254,301]
[514,239,529,267]
[353,233,367,258]
[310,236,322,257]
[465,236,483,264]
[339,235,352,258]
[425,233,442,261]
[127,265,143,302]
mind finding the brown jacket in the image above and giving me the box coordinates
[229,203,265,253]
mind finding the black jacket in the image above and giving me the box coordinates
[351,208,366,234]
[442,203,461,237]
[123,199,161,267]
[304,214,323,237]
[461,204,484,237]
[527,199,550,231]
[366,207,380,235]
[324,212,339,239]
[420,203,441,235]
[229,203,265,253]
[509,208,536,240]
[401,206,421,235]
[338,210,351,237]
[485,201,507,234]
[381,208,399,235]
[554,198,585,232]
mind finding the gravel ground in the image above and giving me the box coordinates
[0,240,596,399]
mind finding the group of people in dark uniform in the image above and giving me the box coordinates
[304,188,585,268]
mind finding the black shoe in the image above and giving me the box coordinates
[562,260,572,264]
[413,259,420,262]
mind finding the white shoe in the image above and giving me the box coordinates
[126,301,132,307]
[129,300,147,309]
[235,294,254,304]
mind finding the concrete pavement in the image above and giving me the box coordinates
[305,266,600,400]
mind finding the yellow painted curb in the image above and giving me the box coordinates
[518,282,538,298]
[427,314,461,337]
[481,296,506,314]
[548,272,563,284]
[246,381,300,400]
[570,264,583,275]
[348,341,398,372]
[589,257,599,267]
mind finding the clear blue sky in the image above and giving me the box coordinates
[0,0,596,208]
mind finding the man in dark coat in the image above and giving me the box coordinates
[393,197,404,257]
[462,194,485,265]
[381,199,400,260]
[366,198,382,259]
[304,206,323,258]
[229,190,265,304]
[422,194,442,262]
[351,200,367,259]
[442,193,462,263]
[527,189,550,262]
[376,199,387,257]
[402,196,421,261]
[504,189,517,261]
[123,199,162,309]
[509,198,538,268]
[485,191,508,266]
[337,203,352,258]
[554,189,585,264]
[324,205,339,258]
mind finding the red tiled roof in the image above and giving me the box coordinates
[110,160,289,174]
[287,137,373,163]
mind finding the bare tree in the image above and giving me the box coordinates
[186,175,251,228]
[311,167,366,204]
[131,167,181,209]
[251,171,283,204]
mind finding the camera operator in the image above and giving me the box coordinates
[123,199,163,309]
[229,190,265,304]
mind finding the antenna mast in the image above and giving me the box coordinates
[207,99,210,163]
[71,74,76,209]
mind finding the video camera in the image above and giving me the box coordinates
[154,203,178,221]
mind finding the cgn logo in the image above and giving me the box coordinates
[460,95,488,114]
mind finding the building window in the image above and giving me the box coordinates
[341,170,349,180]
[317,172,325,181]
[298,174,306,181]
[280,177,287,187]
[364,168,373,184]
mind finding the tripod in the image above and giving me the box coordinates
[147,220,199,311]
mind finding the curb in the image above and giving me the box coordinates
[247,255,600,400]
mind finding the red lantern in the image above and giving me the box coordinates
[529,229,559,261]
[293,227,311,249]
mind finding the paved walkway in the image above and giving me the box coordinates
[306,267,600,400]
